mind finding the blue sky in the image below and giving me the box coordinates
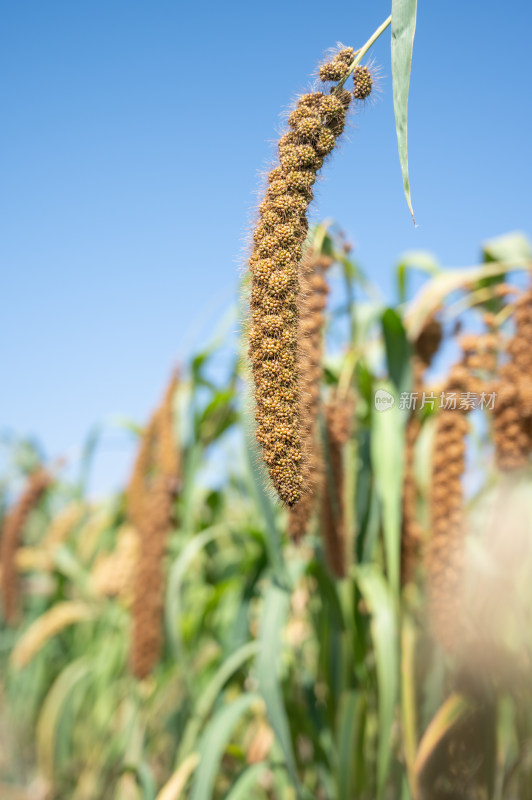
[1,1,531,494]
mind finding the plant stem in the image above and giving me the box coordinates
[334,14,392,94]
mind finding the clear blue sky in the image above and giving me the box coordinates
[1,1,531,495]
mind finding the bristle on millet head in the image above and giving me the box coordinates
[352,65,373,100]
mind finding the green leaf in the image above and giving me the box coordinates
[189,694,260,800]
[36,656,92,781]
[178,641,260,762]
[307,560,345,633]
[257,583,300,794]
[482,230,532,264]
[224,764,268,799]
[381,308,412,396]
[397,251,440,304]
[336,691,360,800]
[401,617,417,796]
[391,0,418,222]
[405,258,532,341]
[196,388,237,447]
[244,421,288,585]
[76,423,102,498]
[356,566,399,798]
[135,762,157,800]
[165,524,231,657]
[370,381,404,594]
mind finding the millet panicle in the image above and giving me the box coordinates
[321,390,354,578]
[1,468,51,625]
[288,250,332,539]
[249,48,356,506]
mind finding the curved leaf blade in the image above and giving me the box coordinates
[257,583,300,794]
[392,0,418,222]
[178,641,260,761]
[413,693,473,799]
[189,693,260,800]
[356,566,398,798]
[224,764,268,800]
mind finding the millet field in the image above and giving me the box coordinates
[2,3,532,799]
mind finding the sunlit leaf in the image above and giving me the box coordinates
[413,693,473,798]
[396,251,440,304]
[256,583,300,793]
[224,763,268,799]
[356,565,398,798]
[391,0,418,222]
[178,641,260,761]
[482,230,532,264]
[36,657,92,781]
[381,308,411,396]
[370,381,404,593]
[156,753,199,800]
[189,694,261,800]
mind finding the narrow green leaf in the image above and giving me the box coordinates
[381,308,412,396]
[397,251,440,304]
[257,583,300,794]
[36,656,92,781]
[165,524,231,657]
[401,617,417,796]
[178,641,260,761]
[76,423,102,498]
[336,691,359,800]
[135,763,157,800]
[224,764,268,800]
[370,381,404,594]
[356,565,399,798]
[244,422,288,585]
[391,0,418,222]
[189,693,260,800]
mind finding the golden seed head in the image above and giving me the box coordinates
[267,178,289,198]
[314,128,336,156]
[283,169,316,192]
[299,92,324,109]
[335,47,355,65]
[278,142,320,171]
[336,88,353,110]
[268,166,284,183]
[294,115,323,140]
[319,61,349,82]
[352,65,373,100]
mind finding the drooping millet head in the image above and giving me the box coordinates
[248,51,356,506]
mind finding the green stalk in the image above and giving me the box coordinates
[334,15,392,94]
